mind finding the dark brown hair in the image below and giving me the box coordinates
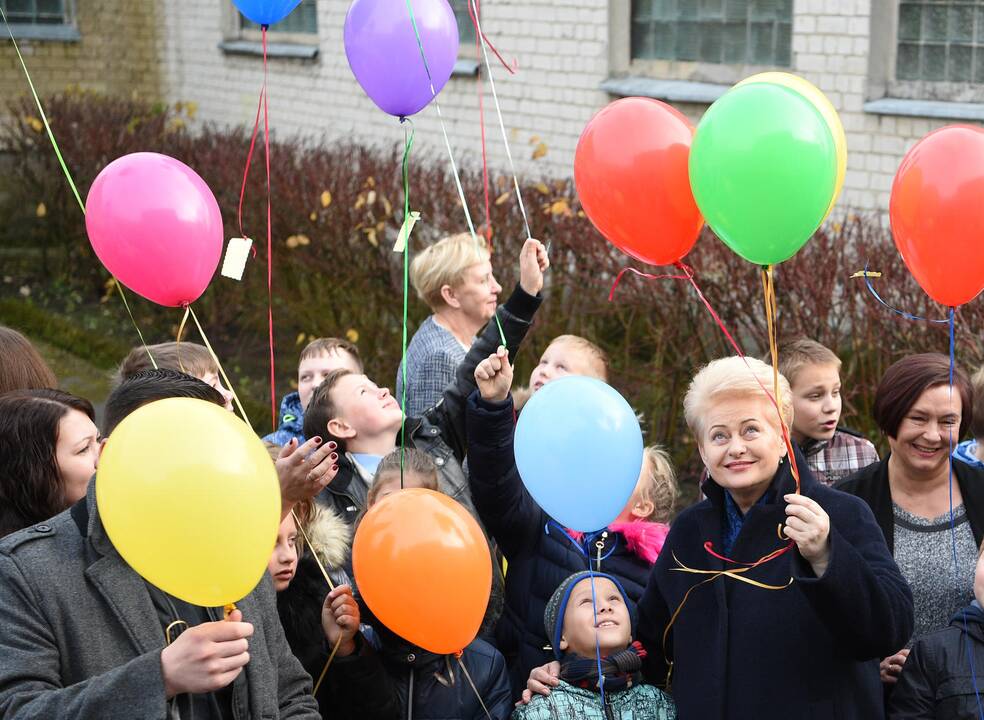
[0,326,57,395]
[0,389,96,537]
[873,353,972,439]
[302,368,356,451]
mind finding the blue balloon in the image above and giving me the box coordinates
[232,0,303,26]
[514,377,644,533]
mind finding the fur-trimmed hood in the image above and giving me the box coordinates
[305,503,352,572]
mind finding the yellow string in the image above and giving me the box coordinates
[187,305,250,425]
[312,636,343,696]
[290,509,336,592]
[175,305,190,374]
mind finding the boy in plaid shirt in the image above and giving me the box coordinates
[778,338,879,485]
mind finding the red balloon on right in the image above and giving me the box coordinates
[575,97,704,267]
[890,125,984,307]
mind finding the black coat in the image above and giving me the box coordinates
[836,454,984,553]
[465,392,655,700]
[368,623,513,720]
[889,604,984,719]
[277,553,399,720]
[637,452,914,719]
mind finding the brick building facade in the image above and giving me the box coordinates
[4,1,983,215]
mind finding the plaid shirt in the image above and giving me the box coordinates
[801,429,879,486]
[395,315,470,417]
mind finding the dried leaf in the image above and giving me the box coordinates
[367,190,377,206]
[534,182,550,196]
[309,212,317,222]
[382,197,392,216]
[365,228,378,247]
[354,194,366,210]
[528,135,540,145]
[346,328,360,343]
[549,199,571,216]
[35,202,46,218]
[24,116,43,133]
[495,191,511,206]
[184,101,198,119]
[286,234,310,249]
[295,332,307,345]
[365,176,376,188]
[531,142,548,160]
[298,234,310,246]
[320,190,332,208]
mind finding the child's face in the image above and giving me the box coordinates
[299,350,362,411]
[790,362,842,443]
[613,454,655,524]
[268,514,299,592]
[560,577,631,658]
[200,371,235,412]
[327,374,404,443]
[529,340,603,394]
[370,472,433,506]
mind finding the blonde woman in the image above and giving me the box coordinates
[633,356,913,719]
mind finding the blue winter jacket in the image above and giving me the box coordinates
[263,391,305,447]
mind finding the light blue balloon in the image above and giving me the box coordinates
[515,376,643,533]
[233,0,302,26]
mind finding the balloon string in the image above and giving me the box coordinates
[312,636,343,696]
[465,0,518,75]
[1,5,157,366]
[607,266,691,302]
[236,78,263,259]
[175,305,191,373]
[471,0,492,247]
[761,266,801,493]
[403,0,477,240]
[399,118,415,489]
[262,25,277,432]
[469,0,531,242]
[853,263,949,323]
[455,654,494,720]
[188,305,251,426]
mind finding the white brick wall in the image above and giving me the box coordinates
[157,0,983,217]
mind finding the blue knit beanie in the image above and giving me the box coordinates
[543,571,634,660]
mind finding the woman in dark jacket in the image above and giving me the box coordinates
[466,350,671,700]
[637,356,913,719]
[837,354,984,686]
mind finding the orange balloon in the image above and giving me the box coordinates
[574,97,704,266]
[890,125,984,307]
[352,489,492,654]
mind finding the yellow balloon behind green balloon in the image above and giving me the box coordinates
[97,397,281,607]
[737,72,846,220]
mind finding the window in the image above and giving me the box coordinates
[1,0,67,25]
[449,0,477,48]
[630,0,791,67]
[897,1,984,83]
[240,0,317,34]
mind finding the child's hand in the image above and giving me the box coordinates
[321,585,359,657]
[519,238,549,296]
[783,494,831,577]
[474,346,513,403]
[276,437,339,520]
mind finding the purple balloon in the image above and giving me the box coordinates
[344,0,459,118]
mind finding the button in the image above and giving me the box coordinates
[407,653,416,662]
[429,428,438,435]
[34,524,51,533]
[434,457,445,467]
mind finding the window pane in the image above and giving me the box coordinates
[924,4,948,41]
[4,0,34,23]
[449,0,477,46]
[975,44,984,81]
[898,3,922,42]
[924,43,947,80]
[630,0,790,64]
[949,43,973,80]
[897,42,922,80]
[896,1,984,83]
[949,4,974,43]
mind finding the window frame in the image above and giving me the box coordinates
[1,0,79,42]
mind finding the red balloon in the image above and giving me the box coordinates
[575,97,704,266]
[890,125,984,307]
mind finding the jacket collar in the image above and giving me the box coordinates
[80,480,166,655]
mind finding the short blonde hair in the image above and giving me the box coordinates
[299,337,362,371]
[117,342,217,383]
[367,448,440,506]
[547,335,609,382]
[411,232,491,311]
[639,445,678,524]
[776,338,841,388]
[684,356,793,439]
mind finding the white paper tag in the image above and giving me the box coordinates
[221,237,253,281]
[394,211,421,253]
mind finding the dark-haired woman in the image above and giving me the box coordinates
[838,353,984,687]
[0,389,99,538]
[0,325,56,395]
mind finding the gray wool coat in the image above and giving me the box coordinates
[0,481,320,720]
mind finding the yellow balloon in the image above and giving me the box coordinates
[96,397,280,606]
[737,72,847,220]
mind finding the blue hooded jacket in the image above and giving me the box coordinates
[262,391,305,447]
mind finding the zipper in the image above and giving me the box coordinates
[595,531,608,571]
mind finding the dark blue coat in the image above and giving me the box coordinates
[637,453,914,719]
[466,393,654,700]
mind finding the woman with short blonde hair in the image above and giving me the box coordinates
[634,355,913,719]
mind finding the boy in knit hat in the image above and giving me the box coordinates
[512,571,676,720]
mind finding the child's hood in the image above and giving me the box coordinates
[566,519,669,565]
[306,504,352,569]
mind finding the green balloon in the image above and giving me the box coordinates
[689,83,837,266]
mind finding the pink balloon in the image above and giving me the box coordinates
[85,153,223,307]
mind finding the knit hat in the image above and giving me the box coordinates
[543,571,634,660]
